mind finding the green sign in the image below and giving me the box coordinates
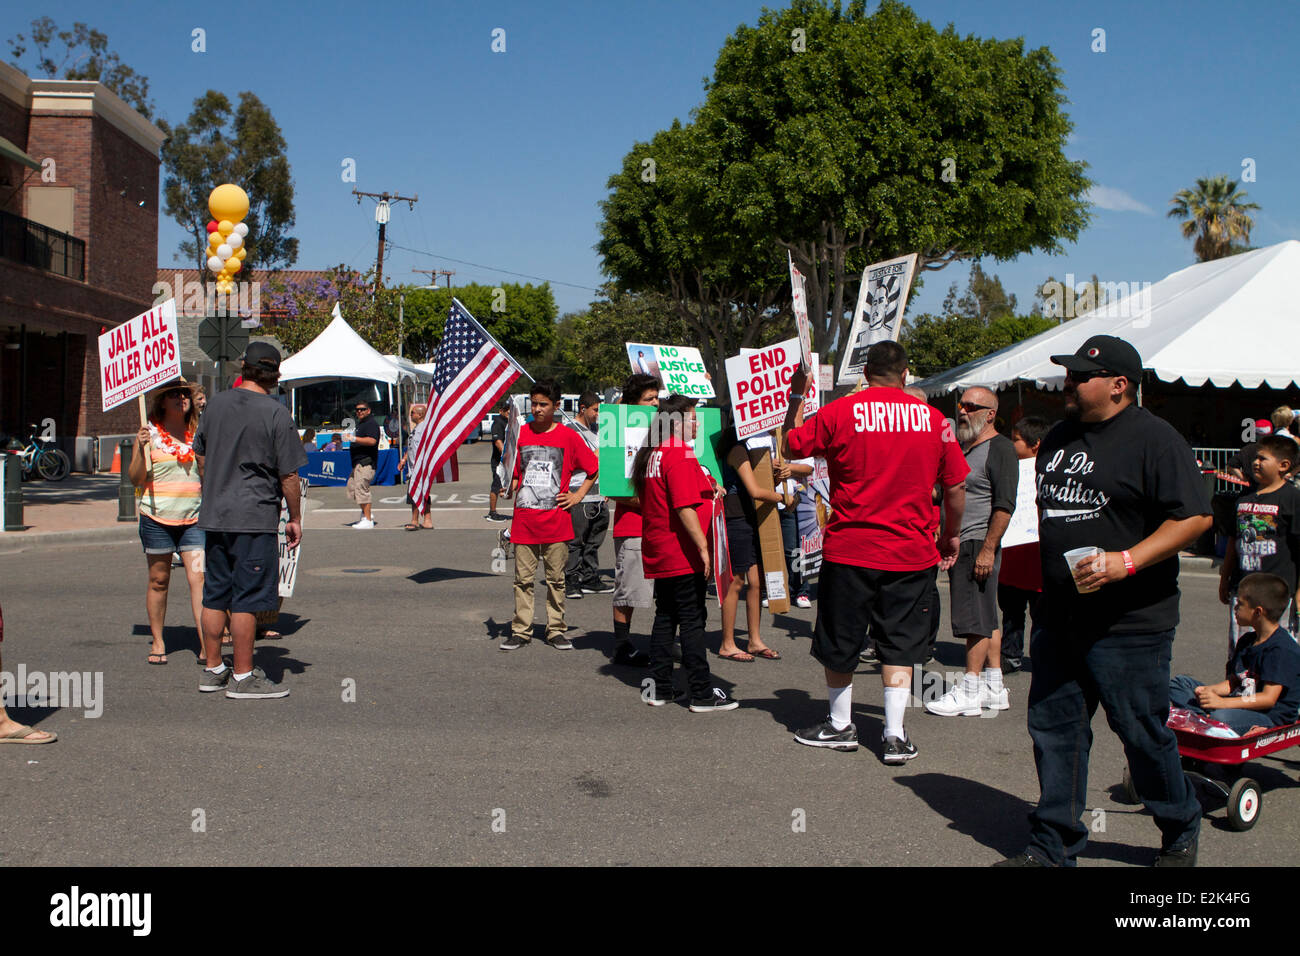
[597,404,722,498]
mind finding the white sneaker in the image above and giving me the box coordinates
[352,518,375,529]
[925,682,983,717]
[982,684,1010,711]
[795,594,812,609]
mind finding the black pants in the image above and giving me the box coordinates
[565,501,609,587]
[650,573,711,700]
[779,507,804,596]
[998,583,1043,662]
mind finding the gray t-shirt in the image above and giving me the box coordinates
[959,433,1019,543]
[193,388,309,533]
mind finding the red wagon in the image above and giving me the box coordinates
[1122,711,1300,831]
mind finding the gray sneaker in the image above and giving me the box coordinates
[225,667,289,699]
[199,666,231,693]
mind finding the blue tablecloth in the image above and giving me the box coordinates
[299,449,403,487]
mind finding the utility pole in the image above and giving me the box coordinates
[352,189,418,291]
[413,268,455,291]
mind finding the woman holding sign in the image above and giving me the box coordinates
[129,379,205,665]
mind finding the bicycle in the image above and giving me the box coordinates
[19,429,71,481]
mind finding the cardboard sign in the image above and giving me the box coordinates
[788,252,813,374]
[626,343,715,398]
[1001,458,1040,549]
[712,506,733,609]
[837,253,918,384]
[99,299,181,412]
[725,337,800,439]
[597,404,722,498]
[748,444,790,613]
[277,501,300,598]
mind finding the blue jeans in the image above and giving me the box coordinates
[1169,674,1273,735]
[1027,626,1200,865]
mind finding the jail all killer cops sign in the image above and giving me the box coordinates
[99,299,181,411]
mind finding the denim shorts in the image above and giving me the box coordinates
[139,514,205,555]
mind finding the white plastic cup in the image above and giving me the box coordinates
[1064,546,1104,594]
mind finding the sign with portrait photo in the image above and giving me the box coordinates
[837,253,918,385]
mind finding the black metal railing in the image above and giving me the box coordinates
[0,208,85,281]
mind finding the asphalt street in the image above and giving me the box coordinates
[2,441,1297,867]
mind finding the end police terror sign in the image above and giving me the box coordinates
[99,299,181,412]
[725,337,803,439]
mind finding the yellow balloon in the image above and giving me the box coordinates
[209,235,222,251]
[235,247,247,259]
[226,257,242,274]
[208,183,250,223]
[218,220,234,237]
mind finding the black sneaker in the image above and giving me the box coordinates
[486,512,509,522]
[689,688,740,713]
[613,644,651,667]
[582,580,615,594]
[547,635,574,650]
[794,719,859,751]
[882,733,918,764]
[1154,838,1197,867]
[1003,656,1022,674]
[565,586,584,600]
[645,686,684,707]
[859,644,879,665]
[993,851,1048,867]
[499,635,529,651]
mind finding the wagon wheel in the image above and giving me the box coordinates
[1226,778,1261,831]
[1121,765,1140,804]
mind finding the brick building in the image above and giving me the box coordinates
[0,61,164,465]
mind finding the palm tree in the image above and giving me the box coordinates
[1168,175,1260,261]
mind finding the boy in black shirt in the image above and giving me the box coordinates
[1219,435,1300,649]
[1172,572,1300,734]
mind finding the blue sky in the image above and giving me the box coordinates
[16,0,1299,321]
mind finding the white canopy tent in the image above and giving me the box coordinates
[915,240,1300,396]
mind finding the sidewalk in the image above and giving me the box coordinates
[0,473,137,551]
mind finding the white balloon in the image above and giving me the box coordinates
[233,222,249,237]
[217,244,233,260]
[207,255,223,272]
[227,233,244,250]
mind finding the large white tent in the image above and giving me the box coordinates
[278,304,415,388]
[916,240,1300,395]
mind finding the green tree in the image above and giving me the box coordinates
[942,262,1018,324]
[159,91,298,275]
[1035,273,1108,320]
[559,287,696,390]
[1168,174,1260,262]
[7,17,154,118]
[267,266,401,355]
[398,283,555,366]
[690,0,1091,365]
[899,313,989,379]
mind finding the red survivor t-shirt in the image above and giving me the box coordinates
[640,439,714,578]
[510,423,598,545]
[612,500,642,538]
[787,386,969,571]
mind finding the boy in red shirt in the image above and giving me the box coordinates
[502,379,598,651]
[634,395,737,711]
[781,341,968,763]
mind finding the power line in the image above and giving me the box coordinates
[386,241,601,293]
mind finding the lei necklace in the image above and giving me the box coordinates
[151,422,195,465]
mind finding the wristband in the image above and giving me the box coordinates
[789,394,804,404]
[1121,550,1135,576]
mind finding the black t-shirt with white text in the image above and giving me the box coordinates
[1231,483,1300,589]
[1036,404,1211,634]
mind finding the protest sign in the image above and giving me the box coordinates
[1001,458,1040,549]
[597,404,722,498]
[712,506,733,610]
[725,337,801,439]
[277,501,300,598]
[495,395,525,489]
[626,343,714,398]
[796,459,831,581]
[99,299,181,412]
[788,252,812,374]
[837,253,918,384]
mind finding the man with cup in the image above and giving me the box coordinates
[997,335,1212,868]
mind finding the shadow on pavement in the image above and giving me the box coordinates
[408,567,497,584]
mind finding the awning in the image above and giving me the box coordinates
[0,135,41,172]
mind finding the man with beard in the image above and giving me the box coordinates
[926,386,1018,717]
[996,335,1211,867]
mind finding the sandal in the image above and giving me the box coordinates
[404,523,420,531]
[0,724,57,744]
[717,650,755,663]
[750,647,781,660]
[147,652,168,665]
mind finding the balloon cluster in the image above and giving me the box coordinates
[205,183,250,294]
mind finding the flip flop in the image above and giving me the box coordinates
[0,725,57,744]
[404,523,420,531]
[147,652,168,665]
[257,630,282,639]
[718,651,755,662]
[750,647,781,660]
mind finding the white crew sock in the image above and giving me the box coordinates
[983,667,1003,693]
[962,671,980,696]
[206,663,228,675]
[883,686,909,740]
[828,684,853,731]
[232,670,252,682]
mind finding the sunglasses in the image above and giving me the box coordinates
[164,389,188,399]
[1066,369,1118,384]
[959,402,993,412]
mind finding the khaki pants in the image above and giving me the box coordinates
[513,541,567,642]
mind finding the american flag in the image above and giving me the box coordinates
[408,299,522,512]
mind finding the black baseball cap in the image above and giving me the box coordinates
[242,341,281,372]
[1050,334,1142,383]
